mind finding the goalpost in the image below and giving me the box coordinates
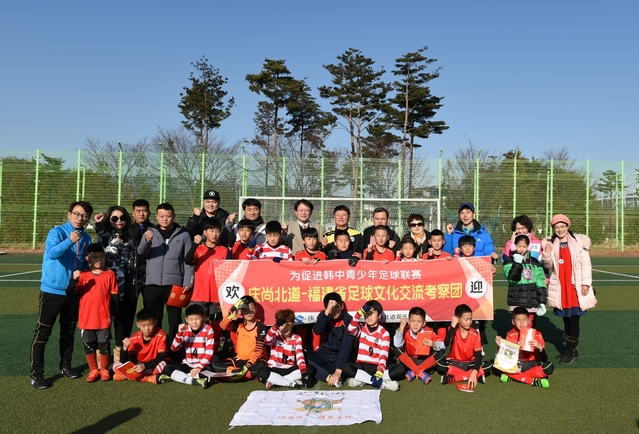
[238,196,441,235]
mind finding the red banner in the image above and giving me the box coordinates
[214,257,494,323]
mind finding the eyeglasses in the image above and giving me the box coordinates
[410,222,424,228]
[70,211,90,220]
[110,215,126,223]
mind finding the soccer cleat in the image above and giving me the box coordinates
[59,366,81,379]
[31,375,49,390]
[196,377,214,389]
[440,374,455,385]
[500,374,514,383]
[292,380,303,389]
[86,370,101,383]
[532,378,549,389]
[100,369,111,381]
[112,373,127,381]
[380,380,400,391]
[478,374,486,384]
[334,380,343,389]
[418,371,432,385]
[141,375,158,385]
[405,370,416,382]
[347,378,364,388]
[157,374,171,384]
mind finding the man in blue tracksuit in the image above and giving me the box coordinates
[444,202,498,260]
[30,201,93,389]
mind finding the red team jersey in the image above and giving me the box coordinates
[244,243,293,261]
[506,327,545,363]
[264,328,307,372]
[427,251,452,259]
[294,250,327,262]
[191,244,228,303]
[402,325,442,358]
[76,270,118,330]
[127,328,168,364]
[447,327,483,362]
[366,248,395,262]
[348,312,390,372]
[231,241,251,260]
[170,324,216,369]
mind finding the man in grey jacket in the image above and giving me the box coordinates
[138,203,194,347]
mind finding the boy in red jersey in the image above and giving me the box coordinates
[230,219,255,259]
[257,309,315,389]
[426,229,452,260]
[295,227,326,263]
[364,226,395,263]
[66,244,118,382]
[244,221,293,262]
[112,308,169,384]
[436,304,492,388]
[394,307,446,385]
[495,307,553,388]
[185,218,229,323]
[159,304,216,388]
[214,296,268,380]
[342,300,404,391]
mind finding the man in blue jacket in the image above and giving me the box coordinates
[30,201,93,389]
[444,202,498,261]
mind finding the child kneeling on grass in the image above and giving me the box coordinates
[112,308,170,384]
[394,306,446,384]
[159,304,216,388]
[257,309,315,389]
[66,244,118,383]
[495,307,553,388]
[342,300,404,391]
[436,303,492,389]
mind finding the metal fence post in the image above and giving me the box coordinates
[320,149,325,227]
[159,144,165,204]
[586,160,590,237]
[621,160,625,251]
[200,144,206,203]
[513,149,518,218]
[76,150,81,201]
[474,150,481,219]
[32,149,41,250]
[117,142,123,206]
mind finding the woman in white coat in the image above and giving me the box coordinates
[541,214,596,365]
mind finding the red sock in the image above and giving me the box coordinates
[86,352,98,371]
[417,355,436,372]
[100,353,111,371]
[506,372,527,383]
[398,353,422,373]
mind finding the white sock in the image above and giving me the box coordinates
[171,370,195,385]
[267,372,291,387]
[354,369,372,384]
[283,370,302,382]
[383,371,391,381]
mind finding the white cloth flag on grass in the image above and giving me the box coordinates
[230,390,382,427]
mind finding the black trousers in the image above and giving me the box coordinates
[30,292,79,377]
[143,285,182,346]
[114,295,139,348]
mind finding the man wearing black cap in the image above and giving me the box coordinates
[443,202,498,260]
[186,189,235,247]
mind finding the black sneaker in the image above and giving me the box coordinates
[31,376,49,390]
[440,374,454,385]
[59,366,81,379]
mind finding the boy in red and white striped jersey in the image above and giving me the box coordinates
[257,309,315,389]
[342,300,404,391]
[160,304,215,388]
[244,221,293,262]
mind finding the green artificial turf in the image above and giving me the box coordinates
[0,254,638,433]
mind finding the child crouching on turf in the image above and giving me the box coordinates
[495,307,553,388]
[66,244,118,382]
[437,304,492,389]
[394,307,446,384]
[160,304,216,388]
[342,300,404,391]
[257,309,315,389]
[113,308,170,384]
[214,296,268,381]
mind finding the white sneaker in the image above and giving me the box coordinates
[347,378,364,388]
[380,380,400,391]
[333,380,343,388]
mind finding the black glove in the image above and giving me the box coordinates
[272,257,282,263]
[248,239,257,248]
[327,249,338,259]
[348,256,360,267]
[275,317,287,328]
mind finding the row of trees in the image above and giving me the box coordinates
[178,48,448,196]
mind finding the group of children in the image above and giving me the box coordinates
[68,242,551,391]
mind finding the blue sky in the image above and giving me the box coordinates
[1,1,638,166]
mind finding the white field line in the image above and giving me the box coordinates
[0,270,41,279]
[592,269,639,279]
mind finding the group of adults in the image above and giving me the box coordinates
[29,190,595,389]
